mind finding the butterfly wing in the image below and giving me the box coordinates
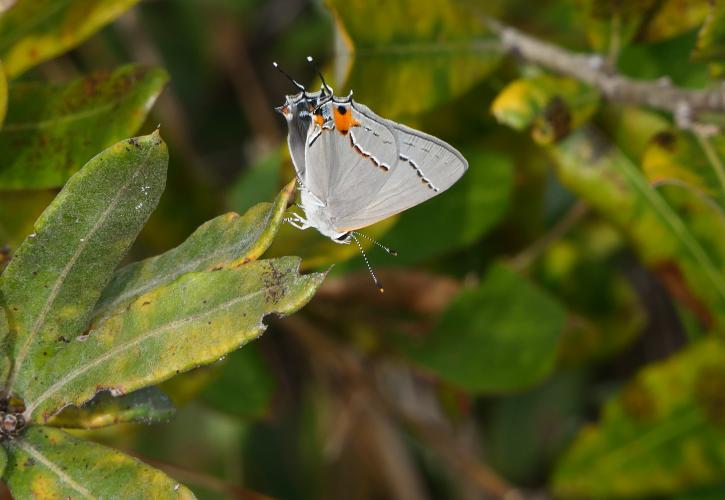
[303,100,399,213]
[330,103,468,232]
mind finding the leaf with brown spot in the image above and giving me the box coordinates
[0,0,141,78]
[0,65,168,189]
[92,180,296,324]
[0,132,168,402]
[643,129,725,214]
[554,337,725,498]
[22,256,323,422]
[491,75,600,145]
[3,426,194,498]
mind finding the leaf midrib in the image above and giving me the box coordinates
[13,438,95,499]
[1,101,118,132]
[25,286,270,419]
[7,144,156,395]
[92,227,262,322]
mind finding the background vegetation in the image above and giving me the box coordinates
[1,0,725,498]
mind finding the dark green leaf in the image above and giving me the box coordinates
[0,65,168,189]
[93,180,296,323]
[0,0,141,77]
[3,426,194,498]
[1,133,168,401]
[22,257,323,422]
[400,263,566,393]
[554,337,725,498]
[46,386,175,429]
[201,344,274,419]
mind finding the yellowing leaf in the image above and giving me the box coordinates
[693,0,725,62]
[3,426,195,498]
[554,337,725,498]
[1,133,168,400]
[326,0,500,119]
[22,257,324,422]
[93,180,296,323]
[0,0,141,78]
[491,75,599,144]
[0,65,168,189]
[643,130,725,213]
[550,126,725,331]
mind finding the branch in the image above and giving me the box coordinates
[485,18,725,124]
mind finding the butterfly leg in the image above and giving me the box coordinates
[285,212,310,230]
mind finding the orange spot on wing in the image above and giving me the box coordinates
[334,105,361,134]
[314,113,325,126]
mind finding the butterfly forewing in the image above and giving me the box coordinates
[330,103,468,232]
[303,100,399,214]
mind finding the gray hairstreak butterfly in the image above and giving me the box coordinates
[274,58,468,291]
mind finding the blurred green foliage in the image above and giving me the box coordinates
[1,0,725,498]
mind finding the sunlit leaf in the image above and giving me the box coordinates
[643,130,725,213]
[3,426,194,498]
[0,65,168,189]
[1,133,168,401]
[554,337,725,498]
[93,180,295,323]
[400,263,566,393]
[46,387,175,429]
[693,0,725,65]
[640,0,710,42]
[0,0,141,77]
[23,257,323,422]
[384,150,513,264]
[200,344,275,420]
[326,0,500,119]
[491,75,599,144]
[549,126,725,331]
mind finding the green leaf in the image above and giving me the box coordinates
[1,133,168,400]
[227,148,283,215]
[200,344,274,420]
[643,130,725,213]
[0,445,6,478]
[384,150,513,264]
[0,59,7,129]
[22,257,323,422]
[4,426,195,498]
[491,75,599,144]
[0,0,141,78]
[326,0,500,119]
[554,337,725,498]
[400,263,566,393]
[46,387,175,429]
[549,126,725,330]
[93,180,296,324]
[0,65,169,189]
